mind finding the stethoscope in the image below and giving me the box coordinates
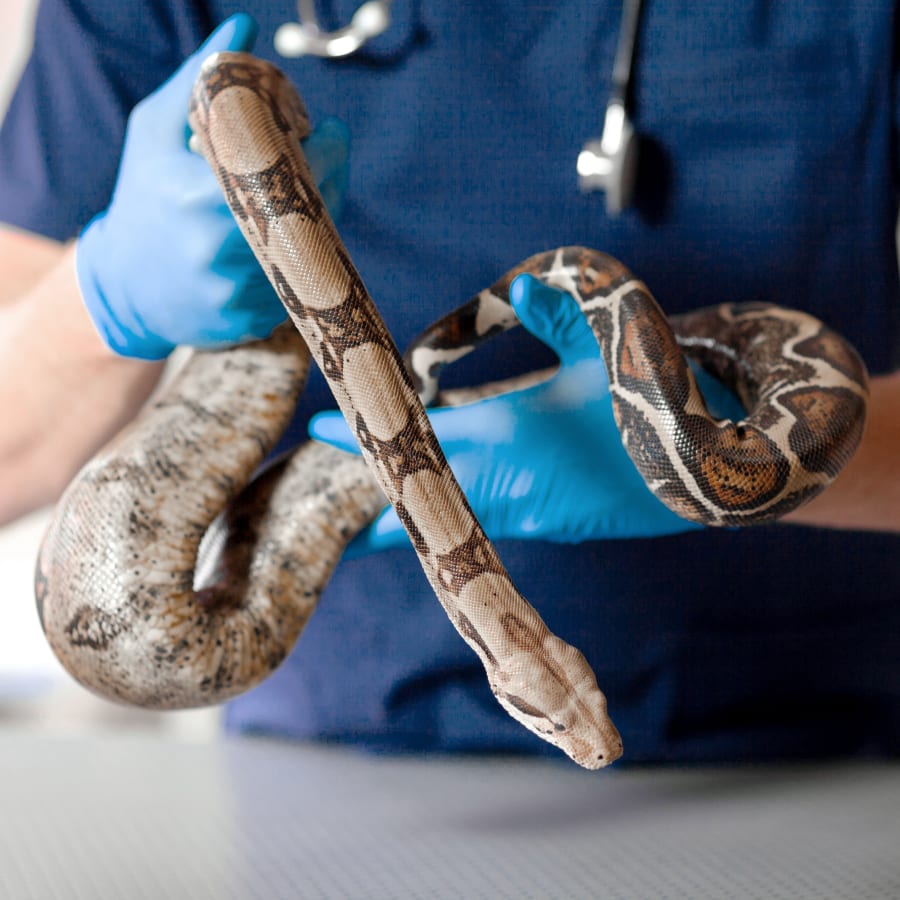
[274,0,394,58]
[577,0,644,214]
[275,0,644,214]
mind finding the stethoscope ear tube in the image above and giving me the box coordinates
[276,0,644,214]
[577,0,644,213]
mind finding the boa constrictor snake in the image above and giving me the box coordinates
[35,53,868,770]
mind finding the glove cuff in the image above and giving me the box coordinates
[76,215,175,361]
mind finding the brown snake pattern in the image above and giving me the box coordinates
[35,54,868,770]
[406,246,870,525]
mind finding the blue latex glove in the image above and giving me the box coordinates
[310,274,746,557]
[77,14,350,359]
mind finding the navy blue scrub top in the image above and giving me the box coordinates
[3,0,900,762]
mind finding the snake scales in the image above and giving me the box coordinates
[35,53,868,770]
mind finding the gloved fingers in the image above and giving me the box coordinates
[302,117,350,219]
[164,209,246,281]
[150,148,231,210]
[311,276,602,455]
[312,406,430,559]
[188,271,286,346]
[309,410,360,453]
[425,393,518,444]
[513,273,746,421]
[219,303,287,344]
[132,13,259,148]
[510,274,602,367]
[310,391,516,455]
[200,13,259,57]
[210,222,267,272]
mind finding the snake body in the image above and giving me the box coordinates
[35,54,868,770]
[36,324,386,708]
[406,246,869,526]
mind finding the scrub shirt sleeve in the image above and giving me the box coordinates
[0,0,212,241]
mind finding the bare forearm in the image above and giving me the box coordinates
[0,227,67,306]
[1,243,163,524]
[783,370,900,533]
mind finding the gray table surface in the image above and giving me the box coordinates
[1,728,898,899]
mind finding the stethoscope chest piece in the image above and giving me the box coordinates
[579,0,644,215]
[577,99,639,215]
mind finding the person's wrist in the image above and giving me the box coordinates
[0,243,166,524]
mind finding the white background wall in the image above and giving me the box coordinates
[0,0,37,117]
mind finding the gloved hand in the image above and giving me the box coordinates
[310,274,746,557]
[77,13,350,359]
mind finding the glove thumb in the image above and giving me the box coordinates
[141,13,259,146]
[513,273,744,418]
[510,274,602,368]
[194,12,259,59]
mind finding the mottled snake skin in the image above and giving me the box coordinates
[406,246,870,526]
[35,54,868,770]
